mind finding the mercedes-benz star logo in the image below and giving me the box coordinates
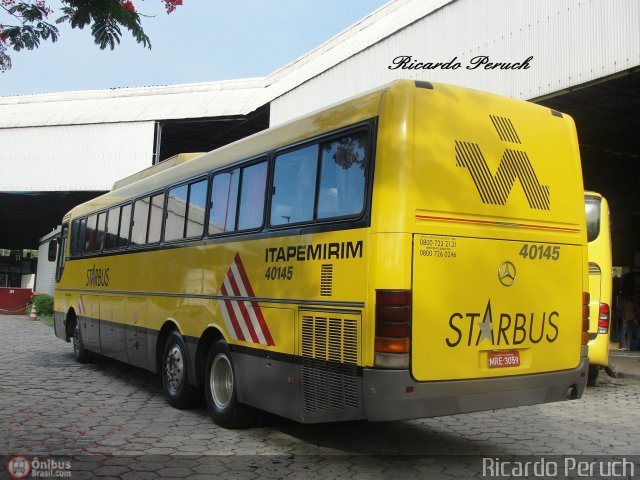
[498,261,516,287]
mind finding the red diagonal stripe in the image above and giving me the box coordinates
[220,283,245,341]
[250,299,275,346]
[234,254,275,346]
[234,253,256,296]
[227,267,259,343]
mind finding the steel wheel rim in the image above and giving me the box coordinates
[165,344,184,392]
[210,354,233,409]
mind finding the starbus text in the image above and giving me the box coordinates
[446,300,559,347]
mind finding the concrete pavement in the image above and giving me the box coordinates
[608,349,640,381]
[2,313,640,479]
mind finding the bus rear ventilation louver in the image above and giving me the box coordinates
[300,315,359,412]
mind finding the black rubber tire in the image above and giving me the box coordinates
[204,340,257,428]
[72,320,90,364]
[587,364,599,386]
[161,330,201,409]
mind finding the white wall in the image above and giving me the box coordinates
[35,228,60,296]
[0,121,155,191]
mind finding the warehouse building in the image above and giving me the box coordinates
[1,0,639,286]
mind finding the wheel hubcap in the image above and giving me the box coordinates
[210,354,233,409]
[165,345,184,392]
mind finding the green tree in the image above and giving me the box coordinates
[0,0,182,72]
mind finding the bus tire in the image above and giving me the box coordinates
[161,330,200,409]
[587,364,599,386]
[72,320,90,364]
[204,340,257,429]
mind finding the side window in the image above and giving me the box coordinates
[271,145,318,226]
[85,214,98,252]
[166,178,208,241]
[209,170,239,234]
[96,212,106,252]
[209,161,266,234]
[318,132,368,218]
[118,204,131,247]
[78,218,87,254]
[238,162,267,230]
[55,223,68,282]
[147,193,165,244]
[269,130,369,226]
[186,179,208,238]
[131,197,150,246]
[166,184,188,242]
[105,207,120,250]
[70,219,79,256]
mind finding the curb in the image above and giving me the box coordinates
[607,352,640,381]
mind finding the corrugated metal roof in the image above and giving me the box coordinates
[0,1,449,130]
[269,0,640,125]
[263,0,454,103]
[0,78,265,128]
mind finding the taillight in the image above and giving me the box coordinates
[375,289,411,368]
[598,303,610,334]
[581,292,590,345]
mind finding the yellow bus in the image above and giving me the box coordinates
[584,192,612,385]
[52,80,589,428]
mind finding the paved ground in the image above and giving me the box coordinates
[1,314,640,479]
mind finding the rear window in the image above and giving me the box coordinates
[585,196,601,243]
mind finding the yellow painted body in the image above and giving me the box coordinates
[54,80,587,409]
[585,192,612,367]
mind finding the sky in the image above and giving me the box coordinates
[0,0,389,96]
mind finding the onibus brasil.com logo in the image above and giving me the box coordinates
[6,456,71,479]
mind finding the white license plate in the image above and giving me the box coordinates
[488,350,520,368]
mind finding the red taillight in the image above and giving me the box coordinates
[376,289,411,306]
[375,289,411,367]
[581,292,590,345]
[598,303,610,334]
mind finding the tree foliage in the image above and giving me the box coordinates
[0,0,182,72]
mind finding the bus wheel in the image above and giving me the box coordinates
[72,321,90,364]
[161,331,200,409]
[587,365,599,386]
[204,340,257,428]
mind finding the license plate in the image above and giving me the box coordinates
[488,350,520,368]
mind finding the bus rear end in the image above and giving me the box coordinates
[364,81,588,421]
[585,192,612,382]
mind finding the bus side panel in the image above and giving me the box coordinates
[79,294,101,353]
[233,307,298,419]
[126,297,150,370]
[99,296,127,362]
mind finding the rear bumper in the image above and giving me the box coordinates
[362,348,588,422]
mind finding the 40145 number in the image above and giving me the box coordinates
[265,266,293,280]
[519,244,560,261]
